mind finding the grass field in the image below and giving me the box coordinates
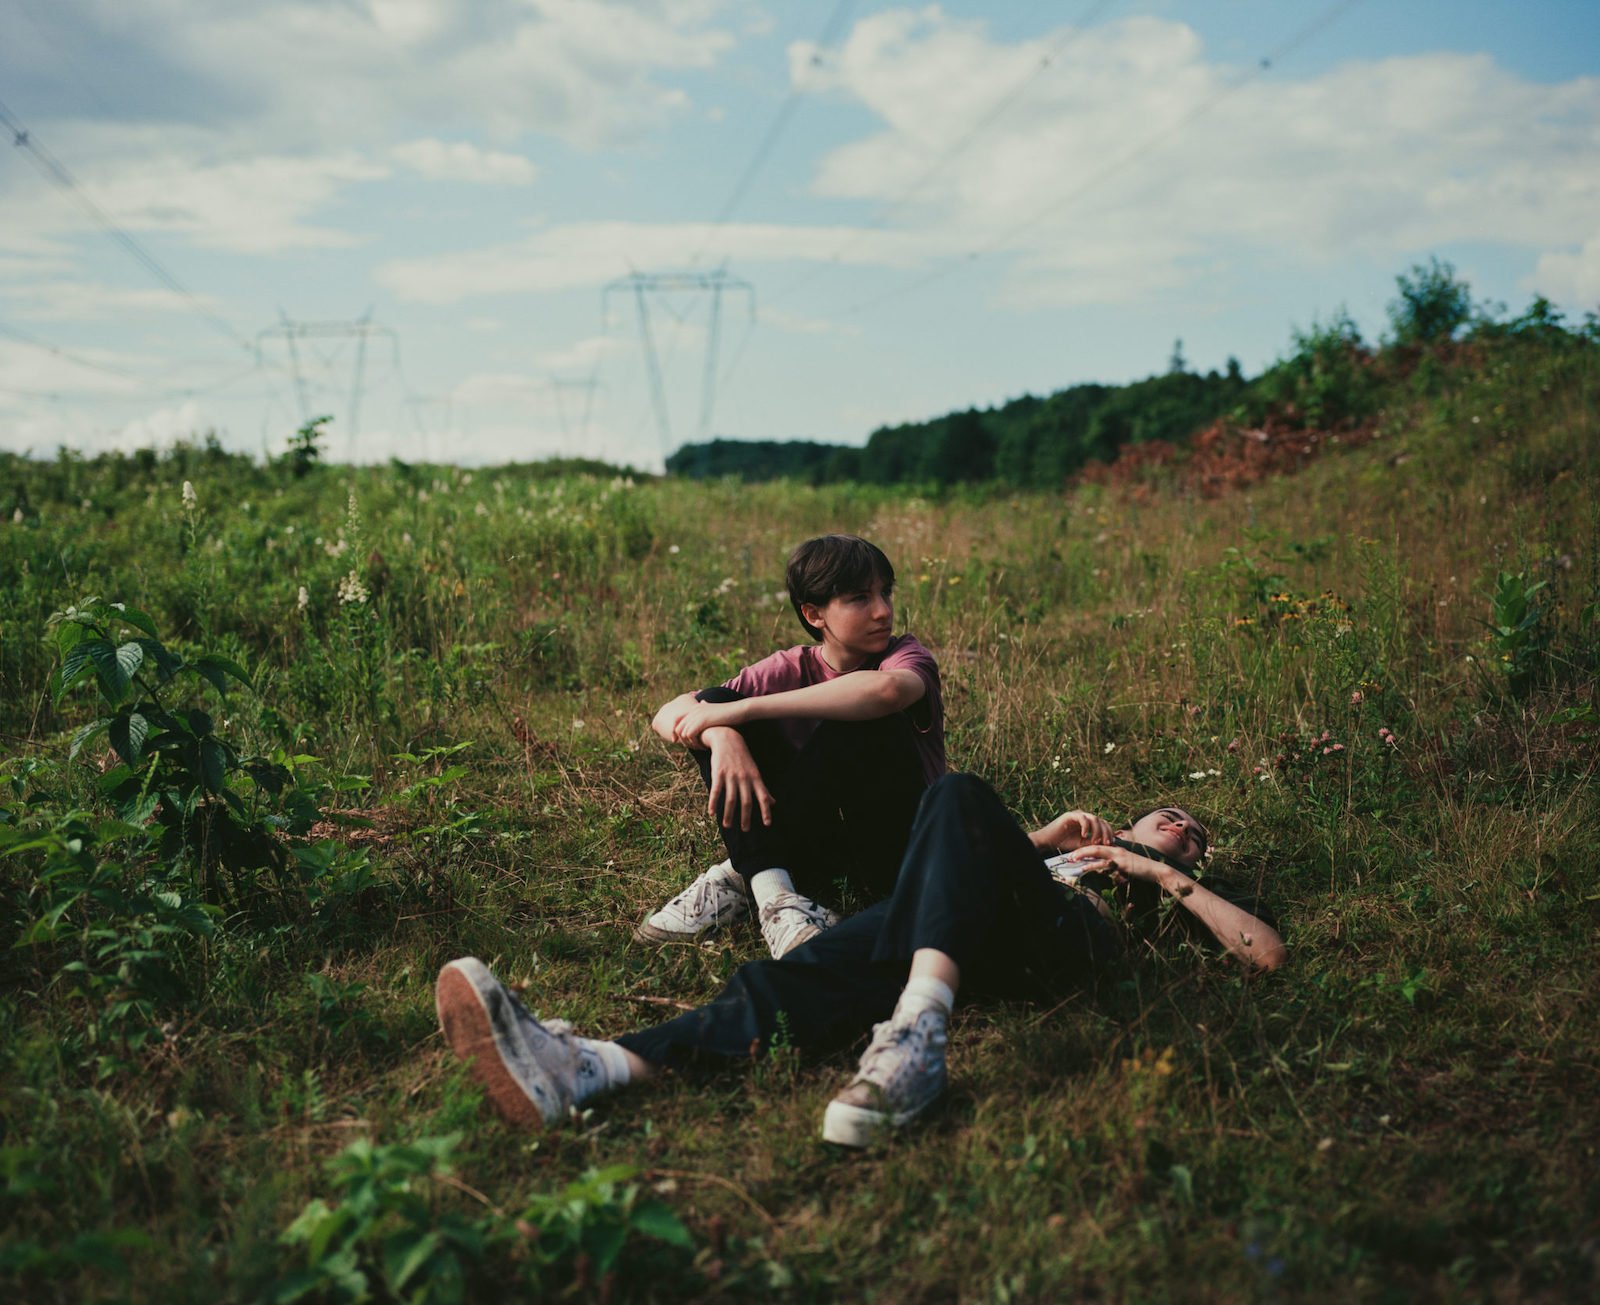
[2,326,1598,1301]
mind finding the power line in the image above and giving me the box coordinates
[763,0,1122,310]
[0,318,142,380]
[837,0,1367,318]
[0,94,256,355]
[689,0,860,266]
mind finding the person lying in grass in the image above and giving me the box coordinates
[437,774,1285,1148]
[637,533,944,958]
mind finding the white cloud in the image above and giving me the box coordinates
[793,12,1600,308]
[392,139,538,185]
[1528,236,1600,306]
[376,219,947,303]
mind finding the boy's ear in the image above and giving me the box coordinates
[799,600,827,632]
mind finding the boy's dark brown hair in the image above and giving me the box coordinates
[786,535,895,641]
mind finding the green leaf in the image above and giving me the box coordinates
[195,654,253,691]
[108,712,150,765]
[55,639,103,705]
[630,1201,693,1248]
[200,740,227,794]
[584,1222,629,1277]
[382,1229,443,1291]
[112,605,159,639]
[86,639,133,707]
[69,718,112,761]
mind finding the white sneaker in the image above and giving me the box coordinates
[435,957,580,1128]
[634,860,750,943]
[759,891,840,958]
[821,1004,949,1147]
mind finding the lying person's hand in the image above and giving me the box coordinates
[1038,809,1113,852]
[1073,843,1183,891]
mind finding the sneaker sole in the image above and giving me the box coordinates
[820,1095,937,1148]
[435,958,556,1129]
[632,917,732,944]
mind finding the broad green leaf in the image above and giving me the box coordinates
[382,1229,442,1290]
[86,640,132,707]
[69,718,112,761]
[195,654,253,689]
[200,740,227,793]
[113,605,159,638]
[108,711,150,765]
[630,1200,693,1248]
[55,639,103,705]
[115,640,144,682]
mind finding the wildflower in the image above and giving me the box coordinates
[668,544,681,554]
[10,508,21,524]
[1350,690,1363,705]
[1188,770,1209,780]
[1103,742,1116,755]
[572,718,585,731]
[296,585,309,611]
[475,502,489,517]
[402,532,413,547]
[181,480,197,510]
[1227,738,1241,753]
[337,571,369,605]
[948,575,963,586]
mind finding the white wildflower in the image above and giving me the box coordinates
[1103,742,1116,755]
[337,570,369,605]
[11,508,22,524]
[571,718,585,731]
[181,480,197,509]
[668,544,680,554]
[475,501,489,517]
[296,585,309,611]
[1188,770,1208,780]
[402,532,413,547]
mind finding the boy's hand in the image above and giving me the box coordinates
[672,699,745,748]
[705,729,774,831]
[1037,809,1113,852]
[1073,844,1183,892]
[651,692,700,743]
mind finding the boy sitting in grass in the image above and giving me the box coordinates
[438,775,1285,1148]
[636,534,944,958]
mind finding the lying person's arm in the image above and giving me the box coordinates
[1073,843,1288,973]
[670,669,927,747]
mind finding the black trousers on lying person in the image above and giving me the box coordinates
[689,686,928,905]
[617,773,1122,1068]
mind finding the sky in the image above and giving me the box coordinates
[1,0,1597,470]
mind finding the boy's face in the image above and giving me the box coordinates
[1122,807,1207,868]
[803,575,894,662]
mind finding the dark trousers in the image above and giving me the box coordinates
[617,774,1122,1067]
[691,687,928,904]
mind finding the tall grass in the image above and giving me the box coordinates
[1,331,1596,1300]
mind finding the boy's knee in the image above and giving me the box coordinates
[926,772,994,806]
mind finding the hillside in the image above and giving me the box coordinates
[1,310,1597,1301]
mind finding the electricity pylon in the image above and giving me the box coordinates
[602,269,754,459]
[255,311,400,457]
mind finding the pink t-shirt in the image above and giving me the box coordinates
[722,633,946,786]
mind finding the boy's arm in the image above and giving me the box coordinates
[651,691,701,743]
[670,669,926,747]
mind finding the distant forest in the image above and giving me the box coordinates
[668,348,1246,486]
[665,260,1587,489]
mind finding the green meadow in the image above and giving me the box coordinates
[2,306,1597,1300]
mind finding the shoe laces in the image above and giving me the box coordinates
[855,1010,942,1087]
[667,869,737,915]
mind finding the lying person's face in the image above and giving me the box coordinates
[1122,807,1207,869]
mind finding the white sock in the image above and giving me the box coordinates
[897,975,955,1019]
[749,868,796,909]
[573,1037,631,1102]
